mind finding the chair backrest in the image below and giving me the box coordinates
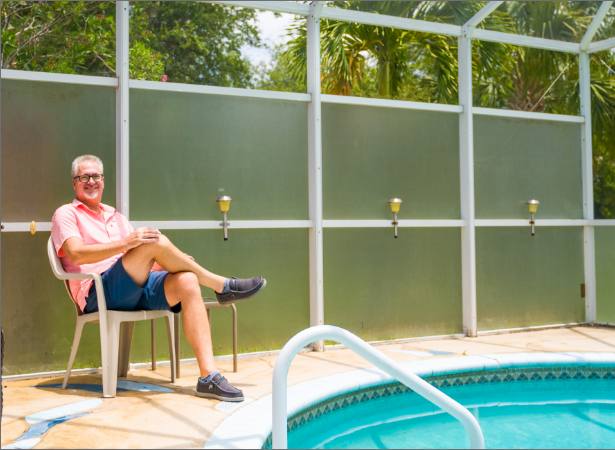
[47,237,83,316]
[47,236,68,277]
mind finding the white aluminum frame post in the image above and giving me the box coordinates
[580,52,597,323]
[116,1,130,218]
[458,32,478,338]
[307,1,325,352]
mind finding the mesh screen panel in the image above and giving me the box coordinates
[1,233,104,374]
[596,227,615,323]
[476,227,585,330]
[474,115,583,219]
[129,89,308,221]
[324,228,462,340]
[159,229,309,357]
[1,80,116,222]
[322,104,461,220]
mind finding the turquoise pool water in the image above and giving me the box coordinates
[288,379,615,449]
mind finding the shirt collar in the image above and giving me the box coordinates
[72,199,116,215]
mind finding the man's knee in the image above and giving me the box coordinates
[169,272,200,298]
[135,233,172,254]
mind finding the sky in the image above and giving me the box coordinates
[240,10,298,66]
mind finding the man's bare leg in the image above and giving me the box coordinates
[165,272,216,378]
[122,234,226,292]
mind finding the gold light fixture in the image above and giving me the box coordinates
[526,200,540,236]
[388,198,402,238]
[217,196,232,241]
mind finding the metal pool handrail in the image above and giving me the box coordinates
[272,325,485,449]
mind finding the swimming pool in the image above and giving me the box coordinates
[286,378,615,449]
[204,353,615,450]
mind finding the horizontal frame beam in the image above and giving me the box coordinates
[4,220,615,232]
[320,6,461,36]
[130,80,311,102]
[130,220,313,230]
[473,107,585,123]
[587,37,615,53]
[204,1,310,15]
[322,94,463,113]
[472,29,581,53]
[474,219,589,227]
[322,220,466,228]
[1,69,118,87]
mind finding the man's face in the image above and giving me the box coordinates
[72,161,105,204]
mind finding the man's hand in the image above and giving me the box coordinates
[123,228,161,250]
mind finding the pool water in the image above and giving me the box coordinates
[288,379,615,449]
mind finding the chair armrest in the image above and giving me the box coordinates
[54,272,101,281]
[55,272,108,315]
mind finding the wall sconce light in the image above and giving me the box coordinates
[388,198,402,238]
[526,200,540,236]
[217,196,232,241]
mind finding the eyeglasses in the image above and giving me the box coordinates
[74,174,104,183]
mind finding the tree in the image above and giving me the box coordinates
[255,44,307,93]
[280,1,514,103]
[130,2,261,87]
[2,1,262,85]
[1,1,164,79]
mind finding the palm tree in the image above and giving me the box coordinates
[282,1,514,104]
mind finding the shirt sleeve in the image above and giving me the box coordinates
[51,206,81,257]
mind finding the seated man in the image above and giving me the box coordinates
[51,155,266,402]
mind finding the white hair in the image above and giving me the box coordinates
[71,155,104,178]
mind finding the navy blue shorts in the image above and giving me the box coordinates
[84,257,181,314]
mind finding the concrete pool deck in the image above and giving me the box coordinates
[2,325,615,449]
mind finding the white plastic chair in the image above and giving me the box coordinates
[47,237,176,397]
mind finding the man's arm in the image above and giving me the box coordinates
[62,228,161,265]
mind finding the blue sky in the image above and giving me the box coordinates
[240,10,298,66]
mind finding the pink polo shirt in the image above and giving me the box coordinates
[51,199,133,312]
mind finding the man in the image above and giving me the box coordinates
[51,155,266,402]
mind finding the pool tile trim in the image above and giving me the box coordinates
[203,352,615,450]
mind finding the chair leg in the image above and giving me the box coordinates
[104,318,121,398]
[151,319,157,371]
[174,313,181,379]
[117,321,135,378]
[63,318,86,389]
[165,315,176,383]
[231,304,238,373]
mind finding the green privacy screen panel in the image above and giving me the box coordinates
[476,227,585,331]
[596,227,615,324]
[1,80,116,222]
[1,232,104,375]
[129,89,308,221]
[474,115,583,220]
[1,229,308,374]
[322,104,461,220]
[324,228,462,341]
[156,229,310,358]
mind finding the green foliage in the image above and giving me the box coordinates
[255,45,307,93]
[130,1,260,87]
[279,1,514,104]
[1,1,164,79]
[2,1,116,74]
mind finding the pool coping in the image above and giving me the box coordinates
[203,352,615,449]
